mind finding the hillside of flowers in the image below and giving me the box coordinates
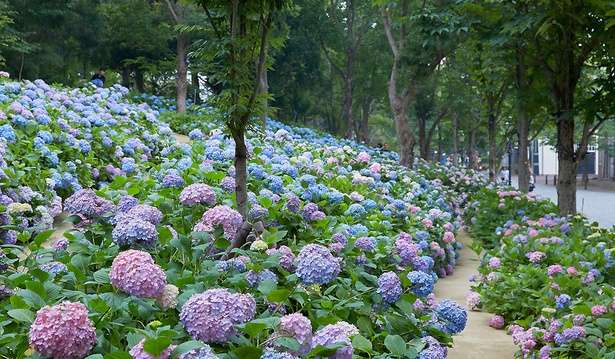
[465,187,615,358]
[0,76,489,359]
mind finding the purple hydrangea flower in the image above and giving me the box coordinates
[112,217,158,249]
[488,315,505,329]
[64,189,115,219]
[109,250,166,299]
[285,195,300,213]
[296,244,340,285]
[266,246,296,272]
[117,195,139,213]
[355,237,376,251]
[377,272,402,303]
[180,288,256,343]
[245,269,277,288]
[193,205,243,240]
[178,345,217,359]
[162,174,185,188]
[127,204,163,225]
[311,322,358,359]
[562,326,586,340]
[29,301,97,359]
[220,176,236,192]
[417,336,447,359]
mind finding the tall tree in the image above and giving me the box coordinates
[376,0,472,167]
[190,0,290,250]
[500,1,614,214]
[164,0,191,114]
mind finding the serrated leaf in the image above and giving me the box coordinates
[93,268,111,284]
[352,335,373,352]
[384,334,406,357]
[267,289,290,303]
[233,346,263,359]
[169,340,206,358]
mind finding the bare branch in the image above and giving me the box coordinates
[380,6,399,58]
[164,0,180,24]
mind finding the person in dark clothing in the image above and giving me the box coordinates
[91,68,106,87]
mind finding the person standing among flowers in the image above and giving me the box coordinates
[499,167,509,184]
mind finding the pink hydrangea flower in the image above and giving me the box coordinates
[422,218,433,228]
[488,257,501,269]
[442,231,455,243]
[279,313,312,354]
[193,205,243,240]
[567,267,578,276]
[466,291,481,310]
[109,250,166,299]
[29,301,97,359]
[357,152,370,163]
[591,305,607,317]
[488,315,505,329]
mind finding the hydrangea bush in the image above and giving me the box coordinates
[466,187,615,358]
[0,76,485,358]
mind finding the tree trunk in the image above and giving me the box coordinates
[361,98,371,144]
[393,108,416,167]
[556,117,578,215]
[467,129,477,170]
[122,66,131,88]
[452,113,459,166]
[231,126,248,218]
[517,111,530,191]
[418,115,428,160]
[176,34,188,114]
[488,111,497,183]
[135,70,145,93]
[192,71,201,104]
[259,66,268,124]
[344,63,354,139]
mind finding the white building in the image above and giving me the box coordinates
[532,140,598,176]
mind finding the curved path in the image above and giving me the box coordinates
[434,232,519,358]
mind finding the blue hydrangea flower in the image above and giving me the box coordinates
[122,158,136,174]
[556,294,571,310]
[245,269,277,288]
[436,299,467,334]
[407,271,434,298]
[346,203,366,219]
[0,124,16,141]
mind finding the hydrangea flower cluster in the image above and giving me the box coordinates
[193,205,243,240]
[377,272,403,303]
[109,250,166,299]
[436,299,467,334]
[417,336,447,359]
[311,322,358,359]
[278,313,312,354]
[266,245,296,272]
[178,345,218,359]
[245,269,277,288]
[29,301,97,359]
[157,284,179,308]
[179,183,217,206]
[296,244,340,285]
[64,188,115,219]
[180,288,256,343]
[112,216,159,249]
[407,271,434,298]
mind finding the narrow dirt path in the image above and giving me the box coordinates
[174,133,190,144]
[434,231,519,359]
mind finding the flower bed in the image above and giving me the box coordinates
[0,77,486,358]
[466,187,615,358]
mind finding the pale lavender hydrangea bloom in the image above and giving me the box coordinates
[180,288,256,343]
[178,345,217,359]
[109,250,166,299]
[417,336,447,359]
[355,237,376,251]
[466,291,481,310]
[266,245,296,272]
[179,183,217,206]
[129,338,176,359]
[296,244,340,285]
[117,195,139,213]
[29,301,97,359]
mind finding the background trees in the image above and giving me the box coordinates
[1,0,614,215]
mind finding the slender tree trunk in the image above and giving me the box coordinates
[452,113,459,166]
[135,70,145,93]
[361,98,371,144]
[344,53,355,139]
[418,116,428,160]
[516,50,530,191]
[176,34,188,114]
[122,66,131,87]
[231,126,248,218]
[488,111,497,182]
[192,71,201,104]
[467,129,477,170]
[259,66,268,124]
[557,117,578,214]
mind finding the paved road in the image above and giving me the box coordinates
[532,183,615,229]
